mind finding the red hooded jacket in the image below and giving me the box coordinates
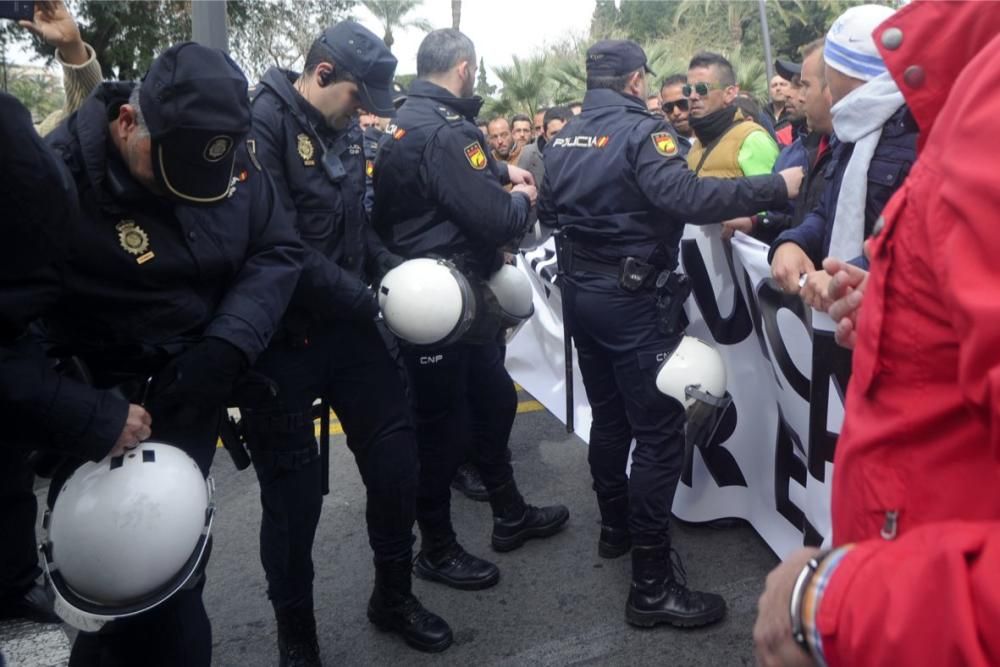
[816,2,1000,665]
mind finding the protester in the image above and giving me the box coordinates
[567,101,582,115]
[532,107,546,144]
[511,113,532,147]
[658,73,693,154]
[769,4,917,308]
[515,104,570,191]
[768,73,791,124]
[755,3,1000,665]
[645,94,663,117]
[16,0,102,136]
[774,59,805,147]
[724,41,832,244]
[487,116,523,165]
[686,52,779,180]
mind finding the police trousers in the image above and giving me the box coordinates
[69,398,220,667]
[0,447,42,600]
[562,274,685,547]
[401,340,517,545]
[240,318,418,613]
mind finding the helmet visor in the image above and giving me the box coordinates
[683,387,733,467]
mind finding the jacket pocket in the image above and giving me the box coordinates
[847,459,908,542]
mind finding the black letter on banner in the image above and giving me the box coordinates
[529,247,557,297]
[681,239,753,345]
[756,280,811,401]
[743,269,776,366]
[773,405,823,546]
[680,403,747,488]
[807,330,851,483]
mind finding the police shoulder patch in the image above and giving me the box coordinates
[464,142,488,170]
[650,131,678,157]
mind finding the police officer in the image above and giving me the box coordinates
[0,91,148,625]
[373,29,569,592]
[246,22,451,663]
[539,40,803,629]
[33,43,304,665]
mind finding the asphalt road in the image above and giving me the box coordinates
[3,389,778,667]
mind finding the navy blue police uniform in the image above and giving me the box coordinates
[373,78,569,589]
[34,44,304,666]
[539,40,791,628]
[243,20,452,658]
[0,91,106,626]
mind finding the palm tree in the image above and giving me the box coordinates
[674,0,759,46]
[492,55,548,118]
[361,0,432,52]
[451,0,461,30]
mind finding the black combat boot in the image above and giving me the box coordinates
[625,544,726,629]
[367,559,453,653]
[596,494,631,559]
[275,602,321,667]
[451,463,489,501]
[413,535,500,590]
[488,480,570,552]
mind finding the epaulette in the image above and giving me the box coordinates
[434,105,464,125]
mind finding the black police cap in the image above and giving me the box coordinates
[586,40,655,78]
[317,21,398,117]
[140,42,250,205]
[775,58,802,81]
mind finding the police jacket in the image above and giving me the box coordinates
[40,82,304,367]
[538,89,790,270]
[251,68,396,323]
[753,131,822,244]
[372,80,531,278]
[769,105,918,268]
[0,92,121,461]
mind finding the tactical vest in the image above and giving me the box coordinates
[687,120,766,178]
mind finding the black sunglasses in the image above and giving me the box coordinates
[661,99,690,114]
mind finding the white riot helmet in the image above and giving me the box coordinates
[41,442,214,632]
[486,263,534,322]
[656,336,733,461]
[378,258,477,346]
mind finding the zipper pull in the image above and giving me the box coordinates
[880,510,899,540]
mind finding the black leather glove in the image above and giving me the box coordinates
[349,283,380,320]
[152,337,248,410]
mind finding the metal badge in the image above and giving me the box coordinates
[116,220,154,264]
[297,133,316,166]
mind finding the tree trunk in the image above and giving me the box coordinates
[384,27,394,51]
[452,0,461,29]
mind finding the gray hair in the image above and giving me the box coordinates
[128,86,150,136]
[417,29,476,78]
